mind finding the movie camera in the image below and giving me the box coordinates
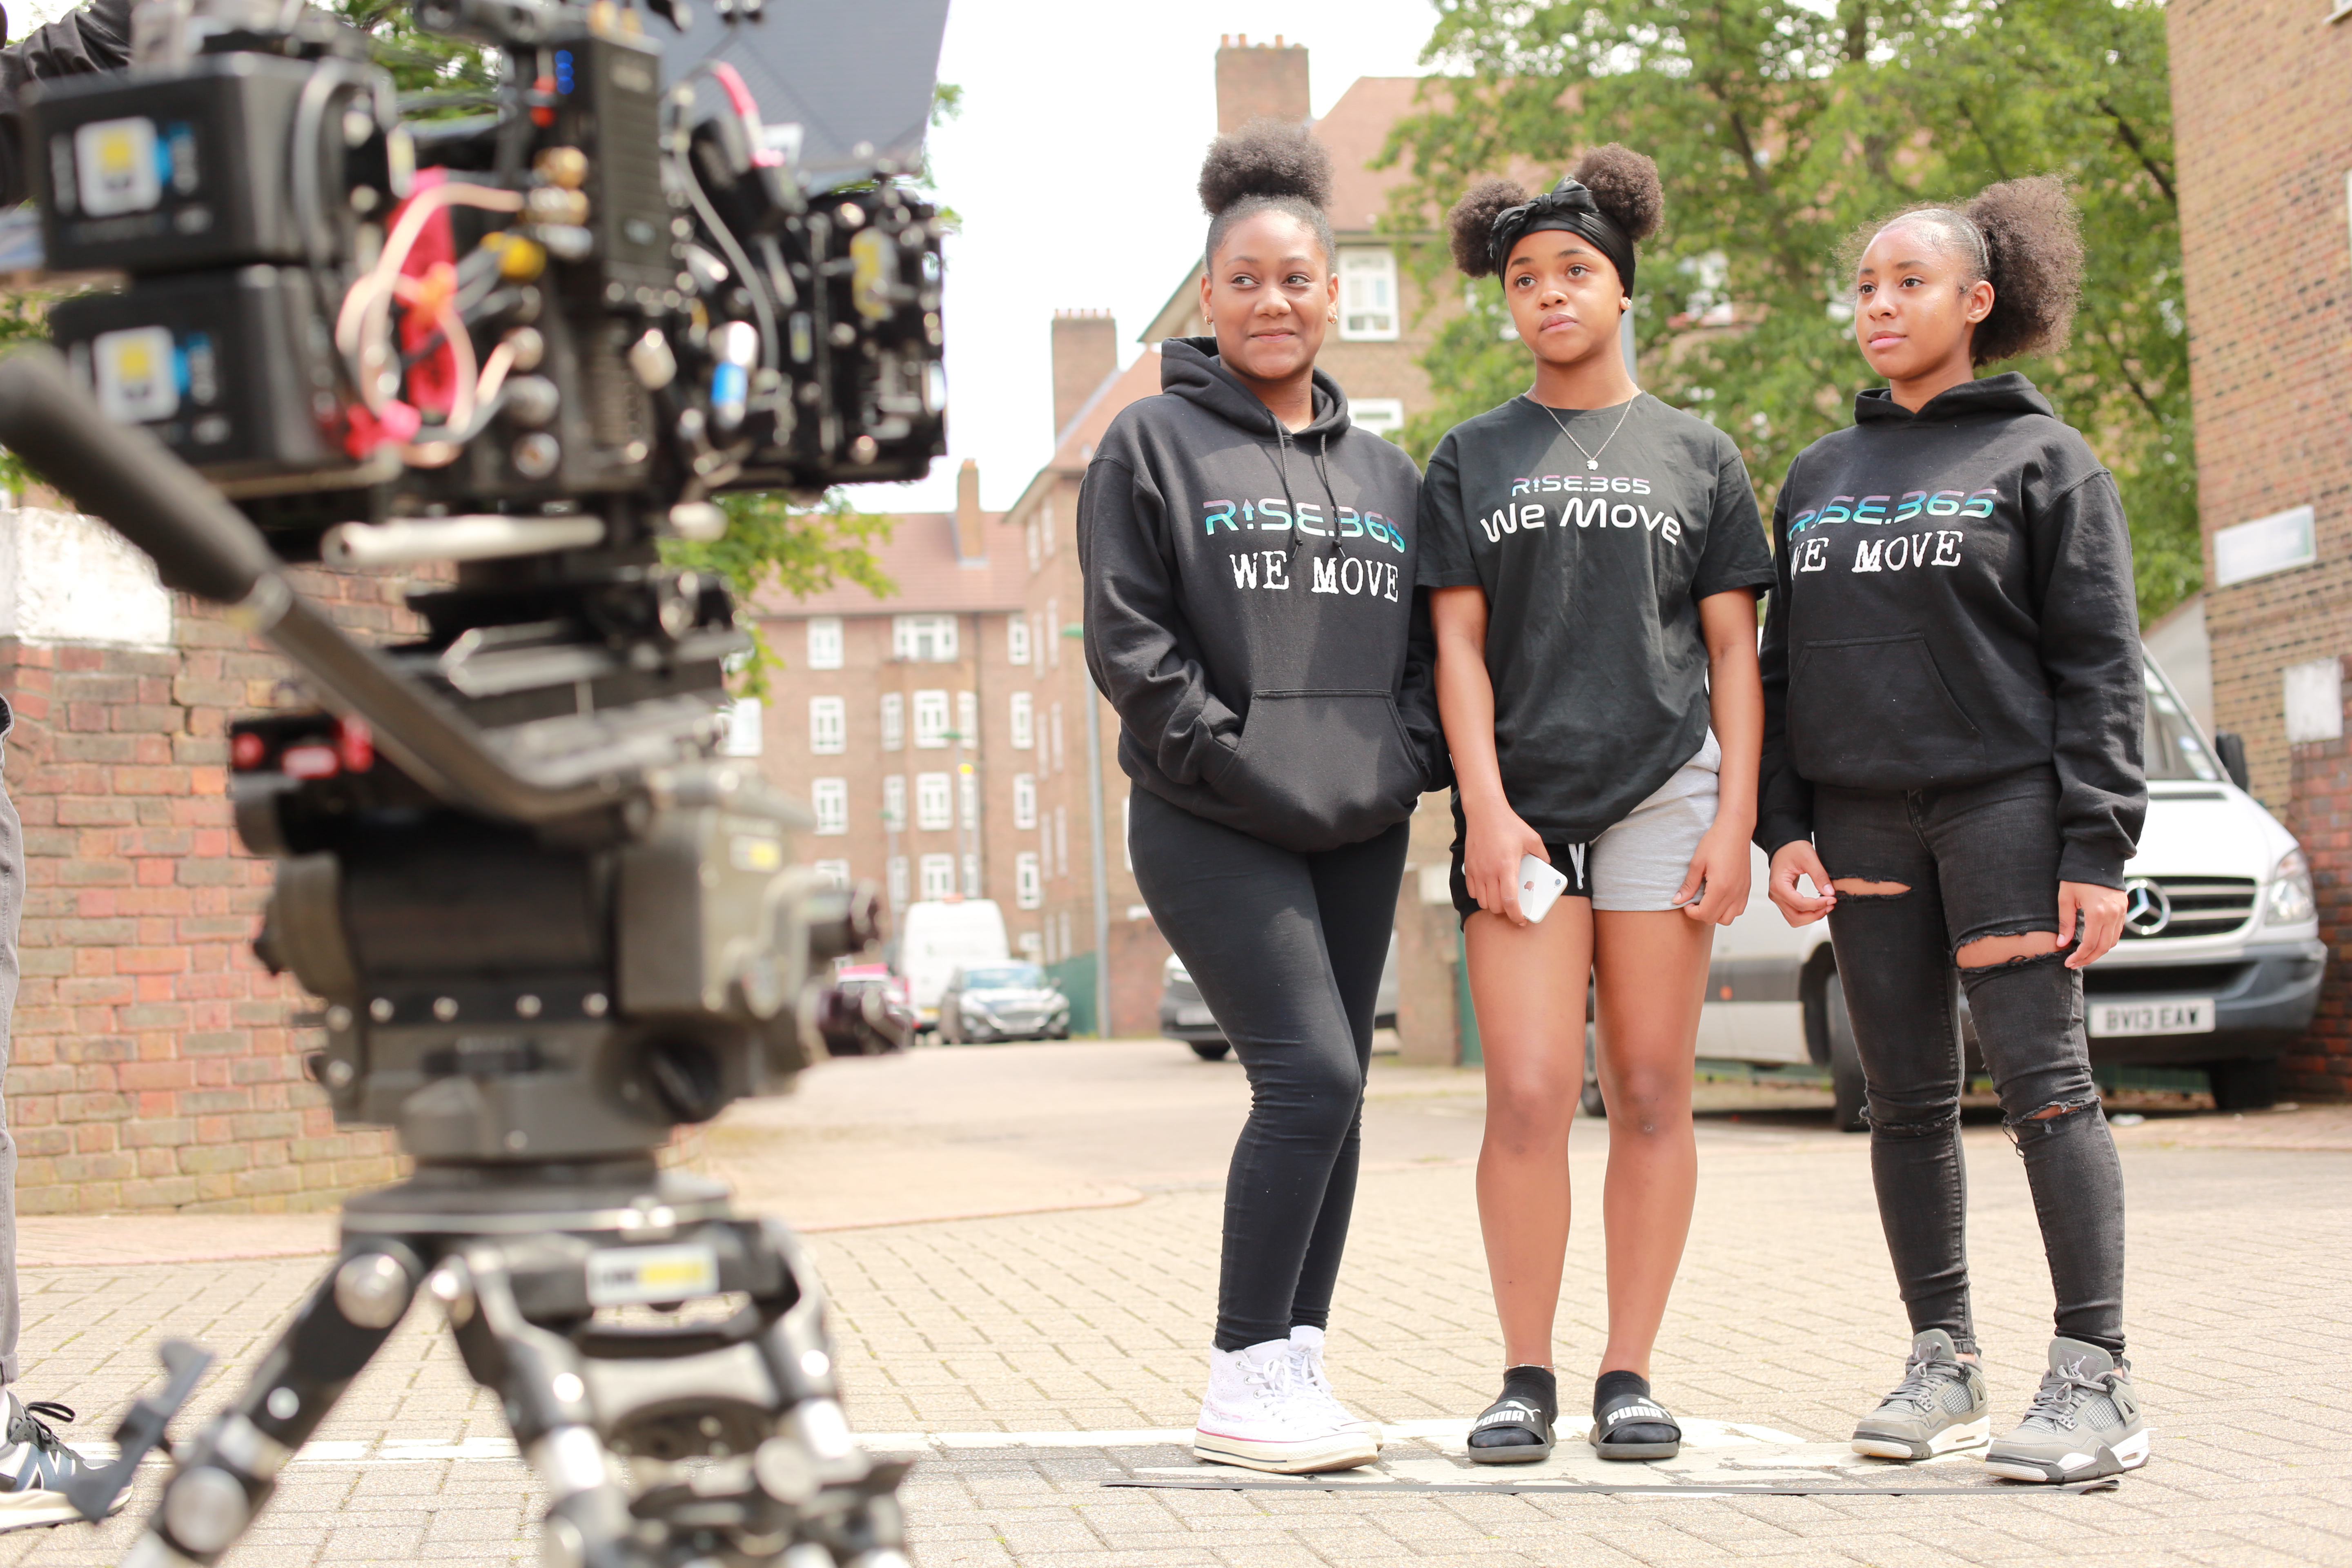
[0,0,951,1559]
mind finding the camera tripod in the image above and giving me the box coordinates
[84,1158,908,1568]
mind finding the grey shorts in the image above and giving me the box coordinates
[1590,731,1722,912]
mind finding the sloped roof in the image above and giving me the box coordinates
[1317,77,1431,234]
[754,510,1027,619]
[1047,346,1164,472]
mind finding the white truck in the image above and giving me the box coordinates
[1627,651,2326,1128]
[895,898,1010,1033]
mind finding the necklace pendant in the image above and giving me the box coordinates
[1587,459,1599,471]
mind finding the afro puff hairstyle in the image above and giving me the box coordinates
[1846,175,2084,365]
[1446,144,1664,280]
[1198,118,1336,268]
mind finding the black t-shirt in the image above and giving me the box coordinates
[1417,393,1776,841]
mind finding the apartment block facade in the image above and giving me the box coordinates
[2169,0,2352,1097]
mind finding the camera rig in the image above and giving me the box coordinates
[0,0,949,1561]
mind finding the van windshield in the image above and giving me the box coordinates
[2145,664,2220,782]
[960,964,1045,991]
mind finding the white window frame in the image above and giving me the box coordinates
[886,855,909,909]
[1009,691,1034,750]
[719,697,763,757]
[879,692,904,751]
[918,853,956,900]
[1049,703,1065,773]
[1339,247,1400,341]
[1007,614,1031,666]
[892,613,958,662]
[1045,598,1060,666]
[809,778,848,836]
[915,772,953,831]
[962,853,980,897]
[805,616,844,670]
[812,858,851,890]
[912,689,951,749]
[881,774,906,830]
[1351,398,1405,439]
[957,690,979,747]
[1015,851,1042,910]
[1054,805,1068,879]
[959,766,979,829]
[808,696,846,755]
[1012,773,1037,831]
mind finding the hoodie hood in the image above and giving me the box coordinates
[1854,370,2054,426]
[1160,336,1352,440]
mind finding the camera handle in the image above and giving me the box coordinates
[0,346,641,824]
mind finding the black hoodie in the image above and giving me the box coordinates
[1756,373,2145,886]
[1079,337,1445,853]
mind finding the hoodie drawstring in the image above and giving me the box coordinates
[1265,423,1349,558]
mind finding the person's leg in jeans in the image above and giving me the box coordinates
[1285,822,1412,1336]
[1817,786,1977,1354]
[1126,787,1406,1351]
[1917,773,2125,1356]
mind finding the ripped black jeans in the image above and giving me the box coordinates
[1817,767,2125,1357]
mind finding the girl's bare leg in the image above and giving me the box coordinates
[1466,901,1595,1367]
[1591,908,1713,1379]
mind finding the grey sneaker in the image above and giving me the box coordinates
[1852,1330,1990,1460]
[0,1392,96,1526]
[1983,1337,2151,1483]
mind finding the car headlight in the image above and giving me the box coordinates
[2265,848,2317,927]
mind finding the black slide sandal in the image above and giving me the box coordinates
[1590,1370,1681,1461]
[1467,1365,1557,1466]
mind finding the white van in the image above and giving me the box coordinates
[896,899,1010,1032]
[1644,650,2326,1128]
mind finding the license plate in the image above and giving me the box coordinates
[586,1243,719,1307]
[2089,999,2214,1038]
[1176,1004,1214,1027]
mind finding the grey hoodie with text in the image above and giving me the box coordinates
[1079,337,1446,853]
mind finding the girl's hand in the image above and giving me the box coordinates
[1675,820,1752,925]
[1768,840,1836,927]
[1464,802,1548,925]
[2060,880,2127,969]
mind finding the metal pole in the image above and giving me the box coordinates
[1082,681,1112,1038]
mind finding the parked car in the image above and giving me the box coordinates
[937,962,1071,1043]
[831,963,916,1041]
[899,898,1009,1033]
[1664,649,2326,1129]
[1162,933,1401,1060]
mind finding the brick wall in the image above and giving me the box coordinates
[2286,656,2352,1100]
[0,559,421,1214]
[2169,0,2352,1096]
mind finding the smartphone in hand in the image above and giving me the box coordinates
[1517,853,1570,924]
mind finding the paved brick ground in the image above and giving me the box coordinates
[0,1054,2343,1566]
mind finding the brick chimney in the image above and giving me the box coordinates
[1215,34,1309,133]
[1051,310,1117,441]
[953,458,985,562]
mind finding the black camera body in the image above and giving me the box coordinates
[13,0,939,1159]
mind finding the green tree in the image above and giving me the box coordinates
[1385,0,2195,621]
[662,491,896,696]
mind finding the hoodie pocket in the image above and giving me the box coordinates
[1215,690,1422,853]
[1789,634,1985,783]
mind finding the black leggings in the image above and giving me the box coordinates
[1127,786,1411,1352]
[1817,767,2126,1357]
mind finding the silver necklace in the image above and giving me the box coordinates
[1530,392,1640,471]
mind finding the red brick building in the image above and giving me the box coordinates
[0,511,411,1213]
[2169,0,2352,1097]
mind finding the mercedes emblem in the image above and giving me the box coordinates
[2121,878,2171,938]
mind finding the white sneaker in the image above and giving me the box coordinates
[1192,1339,1379,1474]
[1287,1326,1383,1450]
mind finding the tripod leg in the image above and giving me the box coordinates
[121,1242,425,1567]
[443,1242,652,1568]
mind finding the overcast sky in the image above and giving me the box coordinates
[839,0,1446,517]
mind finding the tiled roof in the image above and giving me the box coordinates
[1318,77,1430,234]
[1045,346,1165,472]
[752,510,1028,619]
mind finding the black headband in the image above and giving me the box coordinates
[1489,177,1637,295]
